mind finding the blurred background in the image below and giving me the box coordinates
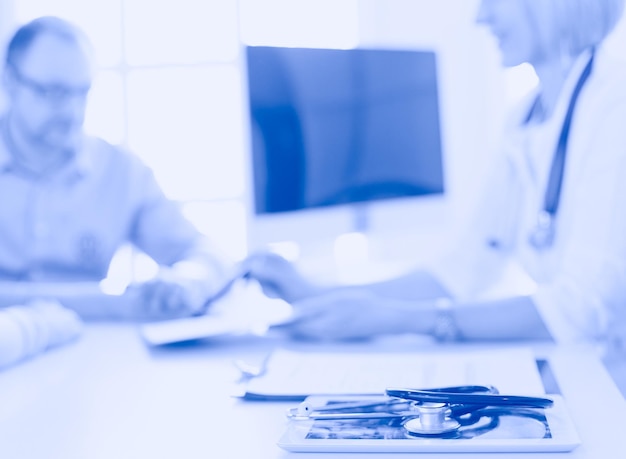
[1,0,625,286]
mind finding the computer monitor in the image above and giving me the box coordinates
[245,46,445,220]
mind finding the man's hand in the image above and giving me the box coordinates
[242,252,321,303]
[29,299,84,347]
[126,279,206,321]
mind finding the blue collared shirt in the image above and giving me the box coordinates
[0,123,215,282]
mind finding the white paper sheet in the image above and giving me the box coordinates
[139,282,292,345]
[244,347,546,398]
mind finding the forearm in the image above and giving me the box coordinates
[366,269,451,301]
[174,238,233,280]
[55,292,139,321]
[394,295,552,341]
[0,282,137,321]
[312,269,451,302]
[453,296,552,341]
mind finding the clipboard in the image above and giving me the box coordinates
[238,347,548,401]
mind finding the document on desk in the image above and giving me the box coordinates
[241,347,546,400]
[139,282,293,346]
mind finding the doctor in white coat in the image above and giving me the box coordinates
[244,0,626,346]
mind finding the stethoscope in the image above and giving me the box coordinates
[491,51,595,251]
[287,385,553,437]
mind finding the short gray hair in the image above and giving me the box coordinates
[526,0,625,56]
[5,16,91,69]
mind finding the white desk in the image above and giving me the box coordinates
[0,323,623,459]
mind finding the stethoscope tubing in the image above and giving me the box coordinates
[385,387,553,409]
[288,386,553,422]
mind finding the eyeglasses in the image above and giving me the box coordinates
[9,64,91,104]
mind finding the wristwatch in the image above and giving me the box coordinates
[431,298,460,342]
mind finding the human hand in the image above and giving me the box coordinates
[128,278,206,320]
[242,252,321,303]
[28,299,83,348]
[0,300,82,368]
[273,289,410,341]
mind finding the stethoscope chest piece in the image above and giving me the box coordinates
[528,210,555,250]
[403,403,460,436]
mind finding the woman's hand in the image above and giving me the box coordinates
[274,289,414,341]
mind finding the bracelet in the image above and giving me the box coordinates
[431,298,461,342]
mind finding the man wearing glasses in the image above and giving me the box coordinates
[0,15,230,360]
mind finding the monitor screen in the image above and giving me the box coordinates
[246,46,444,215]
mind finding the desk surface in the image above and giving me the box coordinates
[0,323,623,459]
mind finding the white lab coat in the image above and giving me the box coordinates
[432,46,626,344]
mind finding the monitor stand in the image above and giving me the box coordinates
[332,203,371,275]
[352,201,370,234]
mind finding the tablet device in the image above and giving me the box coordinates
[277,394,581,453]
